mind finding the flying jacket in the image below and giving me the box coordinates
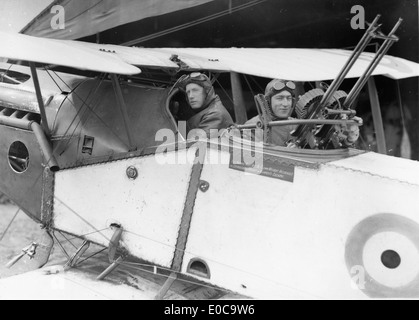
[187,95,234,137]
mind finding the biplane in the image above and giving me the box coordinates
[0,14,419,300]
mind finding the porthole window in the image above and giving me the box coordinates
[187,258,211,279]
[8,141,30,173]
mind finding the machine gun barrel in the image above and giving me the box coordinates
[237,119,362,130]
[318,15,381,109]
[344,18,403,109]
[292,16,381,147]
[324,108,357,116]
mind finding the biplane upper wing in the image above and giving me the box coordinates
[62,41,419,81]
[20,0,216,40]
[1,31,418,80]
[162,48,419,81]
[0,31,140,75]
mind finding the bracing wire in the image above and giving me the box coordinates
[123,0,268,46]
[0,208,20,242]
[215,78,234,105]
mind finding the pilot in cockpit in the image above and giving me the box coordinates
[244,79,360,148]
[178,73,234,137]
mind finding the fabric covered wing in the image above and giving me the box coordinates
[0,31,140,75]
[59,42,419,81]
[21,0,215,40]
[157,48,419,81]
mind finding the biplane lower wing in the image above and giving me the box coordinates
[0,250,244,300]
[0,267,224,300]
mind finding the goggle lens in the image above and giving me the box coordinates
[190,72,205,79]
[272,80,296,91]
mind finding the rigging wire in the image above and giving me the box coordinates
[51,231,71,260]
[43,70,106,151]
[0,208,20,242]
[396,80,411,158]
[396,80,409,133]
[57,230,79,250]
[54,196,111,244]
[76,248,107,266]
[243,74,256,98]
[28,71,121,190]
[49,72,131,154]
[249,74,264,93]
[56,228,110,245]
[49,175,330,300]
[54,194,321,298]
[49,70,132,151]
[123,0,268,46]
[215,77,234,105]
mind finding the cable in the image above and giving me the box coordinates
[76,248,107,265]
[396,81,408,132]
[243,74,256,97]
[123,0,267,46]
[215,78,234,105]
[54,196,111,244]
[0,208,20,242]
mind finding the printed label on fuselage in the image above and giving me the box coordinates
[229,152,295,183]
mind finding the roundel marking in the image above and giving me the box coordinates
[345,214,419,298]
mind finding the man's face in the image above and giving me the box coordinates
[186,83,206,110]
[271,91,293,119]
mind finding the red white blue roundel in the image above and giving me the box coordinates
[345,214,419,298]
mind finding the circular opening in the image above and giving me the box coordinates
[381,250,402,269]
[187,259,210,279]
[8,141,30,173]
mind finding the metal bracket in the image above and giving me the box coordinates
[64,240,91,270]
[97,224,126,281]
[155,272,178,300]
[6,242,38,269]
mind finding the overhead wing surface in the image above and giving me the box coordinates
[0,31,140,75]
[158,48,419,81]
[1,31,417,80]
[63,41,419,81]
[21,0,215,40]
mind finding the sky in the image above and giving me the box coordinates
[0,0,53,32]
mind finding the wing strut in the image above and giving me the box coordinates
[230,72,248,124]
[367,77,387,154]
[111,74,136,151]
[29,63,50,136]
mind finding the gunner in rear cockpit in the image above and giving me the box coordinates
[244,79,360,148]
[244,79,298,147]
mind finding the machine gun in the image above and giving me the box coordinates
[292,15,403,149]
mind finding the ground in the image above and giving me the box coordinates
[0,204,240,299]
[0,203,44,278]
